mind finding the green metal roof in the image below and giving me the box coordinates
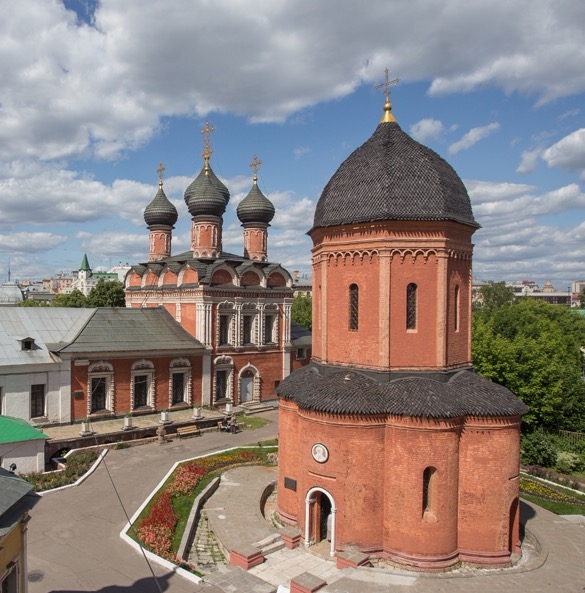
[0,416,47,444]
[80,253,91,271]
[56,307,205,354]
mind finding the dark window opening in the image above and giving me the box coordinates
[219,315,230,345]
[215,370,228,402]
[264,315,276,344]
[172,373,185,405]
[31,384,45,418]
[134,374,148,408]
[349,284,359,331]
[91,377,107,413]
[243,315,253,345]
[407,283,417,330]
[454,285,460,332]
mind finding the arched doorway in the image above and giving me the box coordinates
[508,496,520,554]
[305,487,336,557]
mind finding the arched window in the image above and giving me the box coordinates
[454,285,460,332]
[406,283,417,330]
[422,466,437,518]
[349,284,359,331]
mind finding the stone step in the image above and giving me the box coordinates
[240,403,276,415]
[260,540,286,555]
[253,533,281,549]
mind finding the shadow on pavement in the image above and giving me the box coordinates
[49,572,175,593]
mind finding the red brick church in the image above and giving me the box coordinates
[276,86,528,569]
[125,128,299,408]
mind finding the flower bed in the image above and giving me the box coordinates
[24,450,100,492]
[520,476,585,508]
[132,447,273,567]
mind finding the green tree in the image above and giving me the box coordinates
[473,281,515,311]
[87,279,126,307]
[579,289,585,309]
[52,289,88,308]
[291,294,312,330]
[473,298,585,432]
[17,299,50,307]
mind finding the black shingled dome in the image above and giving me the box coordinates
[312,121,479,231]
[144,186,178,227]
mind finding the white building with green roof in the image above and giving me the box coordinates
[0,416,47,474]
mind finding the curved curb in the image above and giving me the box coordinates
[119,445,278,586]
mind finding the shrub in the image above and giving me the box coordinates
[521,429,558,467]
[556,451,585,474]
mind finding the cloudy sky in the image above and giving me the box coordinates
[1,0,585,290]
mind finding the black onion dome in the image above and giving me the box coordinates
[187,173,226,218]
[312,121,478,230]
[184,165,230,206]
[277,365,528,418]
[144,185,178,227]
[237,183,275,224]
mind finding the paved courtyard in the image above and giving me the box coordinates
[26,410,585,592]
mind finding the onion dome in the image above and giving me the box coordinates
[184,165,230,206]
[144,180,178,227]
[312,98,478,231]
[237,175,275,225]
[187,172,226,218]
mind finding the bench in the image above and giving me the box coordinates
[176,425,201,439]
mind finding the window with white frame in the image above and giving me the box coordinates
[131,360,155,409]
[88,361,114,414]
[213,355,234,403]
[296,347,307,360]
[169,358,191,406]
[217,302,235,347]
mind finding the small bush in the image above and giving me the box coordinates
[521,429,558,467]
[556,451,585,474]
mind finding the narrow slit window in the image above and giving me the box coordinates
[349,284,359,331]
[422,466,436,517]
[406,283,417,330]
[454,285,460,332]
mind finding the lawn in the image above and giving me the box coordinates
[520,474,585,515]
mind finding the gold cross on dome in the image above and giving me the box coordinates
[157,162,165,186]
[375,68,400,101]
[200,121,215,164]
[249,155,262,179]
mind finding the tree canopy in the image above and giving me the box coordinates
[20,279,127,308]
[472,298,585,432]
[86,279,126,307]
[473,281,515,311]
[291,294,312,330]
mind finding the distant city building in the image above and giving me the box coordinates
[71,254,121,296]
[292,270,312,297]
[0,282,24,305]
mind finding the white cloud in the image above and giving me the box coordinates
[409,119,446,143]
[449,123,500,155]
[542,128,585,179]
[0,232,68,253]
[0,1,583,161]
[516,148,543,174]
